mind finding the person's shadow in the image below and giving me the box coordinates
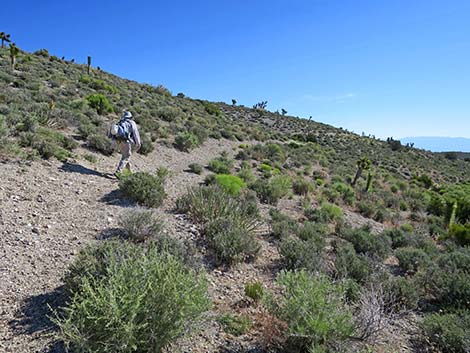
[59,162,114,179]
[9,286,67,352]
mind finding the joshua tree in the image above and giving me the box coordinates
[231,99,237,106]
[9,43,19,69]
[253,101,268,110]
[281,108,287,116]
[0,32,11,48]
[364,170,374,192]
[87,55,92,74]
[352,157,371,186]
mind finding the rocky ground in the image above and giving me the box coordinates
[0,138,402,353]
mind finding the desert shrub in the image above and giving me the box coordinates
[270,210,299,239]
[176,185,258,227]
[119,208,163,243]
[205,217,260,265]
[19,127,75,161]
[78,121,97,139]
[340,226,391,259]
[207,154,234,174]
[266,270,353,352]
[279,236,325,273]
[297,222,329,241]
[188,163,203,174]
[85,94,113,115]
[237,166,255,183]
[395,247,431,274]
[119,172,166,208]
[331,182,355,205]
[251,175,292,205]
[87,133,114,155]
[156,106,179,122]
[357,200,375,218]
[292,177,314,196]
[137,133,154,155]
[421,311,470,353]
[56,241,210,353]
[245,281,264,302]
[304,202,343,223]
[202,101,221,116]
[333,241,372,284]
[381,275,420,312]
[174,131,200,151]
[214,174,246,196]
[418,247,470,309]
[446,223,470,246]
[217,313,253,336]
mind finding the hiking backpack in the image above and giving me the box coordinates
[111,118,133,141]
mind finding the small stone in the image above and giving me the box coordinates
[32,227,40,235]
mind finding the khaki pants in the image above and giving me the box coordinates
[116,141,132,173]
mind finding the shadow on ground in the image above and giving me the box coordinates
[9,286,67,353]
[100,189,134,207]
[96,227,126,240]
[59,162,114,179]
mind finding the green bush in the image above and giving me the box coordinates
[395,246,431,273]
[418,247,470,309]
[279,236,325,273]
[251,175,292,205]
[176,185,258,227]
[304,202,343,223]
[207,154,234,174]
[237,166,255,183]
[87,133,114,155]
[266,270,353,352]
[85,94,113,115]
[270,210,299,239]
[174,131,200,151]
[340,226,391,259]
[297,222,329,241]
[119,208,163,243]
[217,313,252,336]
[333,241,372,284]
[56,241,210,353]
[137,133,154,155]
[214,174,246,196]
[245,281,264,302]
[19,127,76,161]
[447,223,470,246]
[119,172,166,208]
[204,217,260,265]
[292,177,314,196]
[421,311,470,353]
[188,163,203,174]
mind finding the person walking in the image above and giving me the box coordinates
[112,111,141,175]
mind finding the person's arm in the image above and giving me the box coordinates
[132,121,141,150]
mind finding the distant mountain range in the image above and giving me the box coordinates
[400,137,470,152]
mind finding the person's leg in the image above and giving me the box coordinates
[116,142,132,173]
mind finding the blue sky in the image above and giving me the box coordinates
[3,0,470,138]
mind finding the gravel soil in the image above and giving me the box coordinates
[0,138,409,353]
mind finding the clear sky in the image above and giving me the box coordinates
[3,0,470,138]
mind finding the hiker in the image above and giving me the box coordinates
[110,111,141,175]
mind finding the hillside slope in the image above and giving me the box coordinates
[1,46,469,353]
